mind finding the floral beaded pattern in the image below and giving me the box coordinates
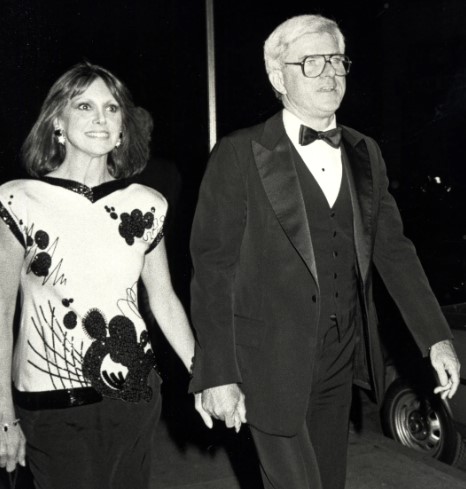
[26,283,157,401]
[25,230,67,286]
[0,195,68,285]
[0,179,165,399]
[82,308,156,402]
[105,204,165,251]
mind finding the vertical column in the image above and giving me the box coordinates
[205,0,217,151]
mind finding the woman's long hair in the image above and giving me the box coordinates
[22,61,153,179]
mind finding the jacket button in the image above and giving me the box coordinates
[312,295,317,303]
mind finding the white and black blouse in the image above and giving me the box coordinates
[0,177,166,402]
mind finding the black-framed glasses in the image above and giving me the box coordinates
[284,54,352,78]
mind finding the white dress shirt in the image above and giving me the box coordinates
[283,109,342,208]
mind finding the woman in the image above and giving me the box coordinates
[0,62,211,489]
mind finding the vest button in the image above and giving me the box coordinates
[312,295,317,303]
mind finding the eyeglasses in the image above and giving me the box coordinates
[284,54,352,78]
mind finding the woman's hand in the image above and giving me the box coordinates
[0,215,27,472]
[194,393,213,429]
[0,420,26,472]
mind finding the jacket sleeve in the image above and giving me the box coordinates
[369,139,452,356]
[189,137,247,392]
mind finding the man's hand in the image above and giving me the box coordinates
[201,383,247,433]
[430,339,461,399]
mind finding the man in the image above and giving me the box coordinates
[189,14,460,489]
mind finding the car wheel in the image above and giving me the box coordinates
[381,378,465,465]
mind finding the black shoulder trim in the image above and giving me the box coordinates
[0,201,26,249]
[145,229,164,254]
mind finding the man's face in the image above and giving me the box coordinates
[272,32,346,126]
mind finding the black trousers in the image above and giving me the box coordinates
[16,376,162,489]
[250,320,356,489]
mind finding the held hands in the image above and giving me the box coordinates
[200,383,247,433]
[430,339,461,400]
[0,418,26,473]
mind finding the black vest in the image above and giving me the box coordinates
[292,146,358,339]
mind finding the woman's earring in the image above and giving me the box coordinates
[54,129,66,145]
[115,133,123,149]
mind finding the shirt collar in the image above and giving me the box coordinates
[282,109,337,147]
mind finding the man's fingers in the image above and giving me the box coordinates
[233,396,247,432]
[434,364,449,388]
[433,383,450,394]
[449,380,460,398]
[433,364,460,399]
[236,397,247,424]
[432,353,461,399]
[201,384,246,422]
[199,384,247,429]
[433,372,453,399]
[233,411,243,433]
[447,367,460,398]
[224,412,236,429]
[434,382,452,400]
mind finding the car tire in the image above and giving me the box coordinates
[381,378,465,466]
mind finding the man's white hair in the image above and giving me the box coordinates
[264,14,346,75]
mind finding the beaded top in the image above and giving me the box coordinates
[0,178,166,402]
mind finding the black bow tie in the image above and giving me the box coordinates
[299,125,342,148]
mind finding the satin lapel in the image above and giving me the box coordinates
[252,135,317,282]
[342,135,373,281]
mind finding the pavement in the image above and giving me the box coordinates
[346,430,466,489]
[150,387,466,489]
[151,420,466,489]
[3,388,466,489]
[152,428,466,489]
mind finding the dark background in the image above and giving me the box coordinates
[2,0,466,277]
[2,0,466,485]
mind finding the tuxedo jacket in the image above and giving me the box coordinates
[189,111,451,436]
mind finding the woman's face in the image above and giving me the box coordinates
[56,77,123,160]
